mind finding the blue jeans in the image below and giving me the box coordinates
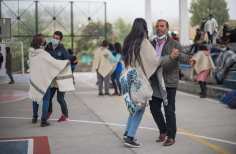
[125,107,145,137]
[111,72,121,85]
[33,87,50,119]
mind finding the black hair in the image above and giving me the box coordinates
[108,43,114,51]
[122,18,148,67]
[102,40,108,47]
[68,49,74,54]
[196,28,200,31]
[220,41,227,46]
[5,47,10,53]
[54,31,63,40]
[157,19,169,28]
[209,14,213,17]
[31,34,45,49]
[198,44,208,51]
[114,42,122,54]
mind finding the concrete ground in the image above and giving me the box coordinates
[0,72,236,154]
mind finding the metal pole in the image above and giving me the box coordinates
[35,1,38,34]
[0,0,2,42]
[0,0,2,18]
[70,1,74,51]
[20,42,24,75]
[104,2,107,40]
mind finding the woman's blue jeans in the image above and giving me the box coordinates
[33,87,50,119]
[125,107,145,137]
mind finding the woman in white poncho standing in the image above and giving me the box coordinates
[28,34,73,127]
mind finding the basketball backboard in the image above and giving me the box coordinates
[0,18,11,38]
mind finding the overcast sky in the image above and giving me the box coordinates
[3,0,236,23]
[102,0,236,22]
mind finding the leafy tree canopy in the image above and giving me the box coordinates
[189,0,229,28]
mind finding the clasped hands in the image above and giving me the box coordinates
[171,48,179,59]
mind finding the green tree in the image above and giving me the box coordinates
[75,21,113,58]
[189,0,229,28]
[114,18,131,44]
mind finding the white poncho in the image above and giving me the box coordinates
[28,47,75,103]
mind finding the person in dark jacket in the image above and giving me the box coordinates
[150,19,190,146]
[68,49,78,84]
[200,18,206,30]
[45,31,70,122]
[5,47,14,84]
[0,53,3,69]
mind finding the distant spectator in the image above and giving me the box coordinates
[171,32,179,42]
[200,18,207,30]
[0,52,3,69]
[104,42,123,96]
[190,44,215,98]
[92,40,117,96]
[68,49,78,84]
[219,22,231,43]
[226,28,236,43]
[189,29,208,54]
[212,42,236,85]
[204,14,218,43]
[5,47,14,84]
[189,29,201,53]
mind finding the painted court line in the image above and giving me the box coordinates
[0,116,235,146]
[77,78,231,154]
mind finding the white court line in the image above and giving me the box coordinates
[67,91,98,94]
[177,91,220,103]
[0,116,235,146]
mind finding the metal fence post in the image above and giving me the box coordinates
[20,42,24,75]
[70,1,74,51]
[0,0,2,42]
[35,1,38,34]
[104,2,107,40]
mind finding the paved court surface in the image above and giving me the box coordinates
[0,72,236,154]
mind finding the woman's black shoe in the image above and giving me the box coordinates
[41,118,50,127]
[32,115,38,124]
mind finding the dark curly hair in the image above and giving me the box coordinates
[31,34,45,49]
[122,18,148,67]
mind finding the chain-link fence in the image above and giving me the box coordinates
[1,0,107,67]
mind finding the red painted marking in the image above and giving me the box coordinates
[0,90,28,103]
[0,136,51,154]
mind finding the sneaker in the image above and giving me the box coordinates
[58,115,69,122]
[46,112,52,120]
[104,92,111,96]
[98,93,104,96]
[124,137,142,148]
[41,118,50,127]
[123,134,138,142]
[32,115,38,124]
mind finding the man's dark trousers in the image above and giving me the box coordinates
[149,87,177,139]
[48,87,68,116]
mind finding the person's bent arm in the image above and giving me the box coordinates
[107,53,121,63]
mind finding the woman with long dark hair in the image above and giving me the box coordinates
[121,18,176,148]
[104,42,122,95]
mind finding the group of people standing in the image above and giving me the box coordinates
[92,18,190,148]
[92,41,123,96]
